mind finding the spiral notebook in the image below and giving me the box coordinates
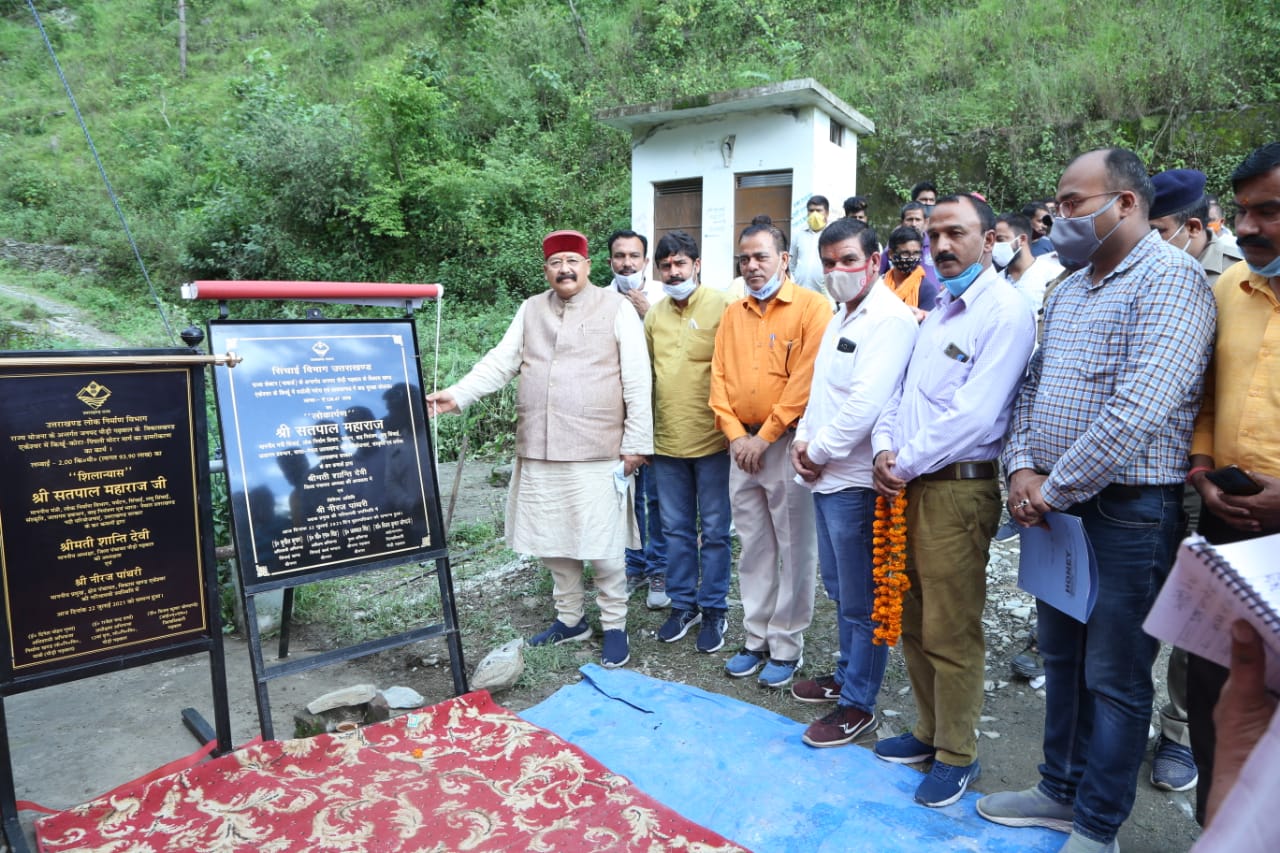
[1143,532,1280,692]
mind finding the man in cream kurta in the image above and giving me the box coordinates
[426,230,653,668]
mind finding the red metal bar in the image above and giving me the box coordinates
[182,281,442,301]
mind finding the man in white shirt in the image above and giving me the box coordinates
[994,212,1063,318]
[790,217,919,748]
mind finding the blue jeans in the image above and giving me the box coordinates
[652,452,732,612]
[626,463,667,578]
[1036,484,1182,843]
[814,488,885,713]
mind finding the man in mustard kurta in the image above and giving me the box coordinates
[710,220,831,688]
[645,231,733,653]
[426,230,653,670]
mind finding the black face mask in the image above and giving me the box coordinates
[891,255,920,275]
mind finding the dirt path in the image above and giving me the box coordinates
[0,280,128,348]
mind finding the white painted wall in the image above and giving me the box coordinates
[628,106,860,288]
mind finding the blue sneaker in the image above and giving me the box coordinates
[528,619,591,647]
[657,608,701,642]
[915,758,980,808]
[725,648,767,678]
[600,629,630,668]
[696,610,727,653]
[1151,734,1198,791]
[873,731,935,764]
[758,654,804,688]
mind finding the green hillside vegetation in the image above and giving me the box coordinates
[2,0,1277,456]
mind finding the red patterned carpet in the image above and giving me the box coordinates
[35,690,747,852]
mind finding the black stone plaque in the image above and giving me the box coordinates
[0,366,210,678]
[207,320,444,589]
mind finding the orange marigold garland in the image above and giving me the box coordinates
[871,492,910,646]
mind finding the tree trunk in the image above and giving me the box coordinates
[178,0,188,77]
[565,0,594,66]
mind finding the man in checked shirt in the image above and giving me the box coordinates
[977,148,1216,853]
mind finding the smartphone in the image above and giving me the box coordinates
[1204,465,1263,496]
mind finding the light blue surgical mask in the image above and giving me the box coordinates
[1246,255,1280,278]
[613,271,644,292]
[939,262,983,297]
[752,269,784,302]
[663,278,697,301]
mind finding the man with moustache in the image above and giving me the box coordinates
[426,230,653,670]
[790,217,918,747]
[1183,142,1280,826]
[608,229,670,610]
[870,193,1036,807]
[645,230,734,653]
[710,219,831,688]
[979,149,1215,853]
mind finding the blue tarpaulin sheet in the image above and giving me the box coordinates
[521,664,1062,853]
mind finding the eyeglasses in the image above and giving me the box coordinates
[1055,191,1122,219]
[546,256,586,271]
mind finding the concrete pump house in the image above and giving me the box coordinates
[597,78,875,288]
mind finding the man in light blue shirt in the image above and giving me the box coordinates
[870,193,1036,808]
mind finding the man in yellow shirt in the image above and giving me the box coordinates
[1184,141,1280,826]
[710,220,831,687]
[645,231,734,652]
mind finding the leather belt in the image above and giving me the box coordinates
[919,461,997,482]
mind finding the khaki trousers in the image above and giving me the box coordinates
[543,557,627,631]
[729,433,817,661]
[902,476,999,766]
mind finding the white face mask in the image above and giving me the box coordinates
[613,271,644,292]
[663,278,697,301]
[823,262,872,304]
[1166,222,1192,253]
[991,238,1021,270]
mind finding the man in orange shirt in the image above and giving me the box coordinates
[710,219,832,688]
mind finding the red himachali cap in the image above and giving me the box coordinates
[543,230,589,259]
